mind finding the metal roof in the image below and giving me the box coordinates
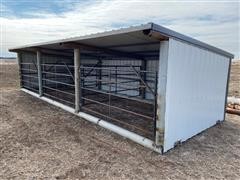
[9,22,234,59]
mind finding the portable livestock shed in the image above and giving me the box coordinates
[9,23,234,153]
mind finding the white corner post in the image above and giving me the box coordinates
[37,50,43,96]
[155,40,169,148]
[74,48,81,113]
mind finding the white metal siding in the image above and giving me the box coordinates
[163,38,230,152]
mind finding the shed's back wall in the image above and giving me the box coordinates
[81,58,159,100]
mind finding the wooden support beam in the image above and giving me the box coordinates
[37,51,43,96]
[60,42,145,60]
[74,48,81,113]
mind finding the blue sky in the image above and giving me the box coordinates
[1,0,239,59]
[1,0,94,17]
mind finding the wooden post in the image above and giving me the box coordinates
[74,48,80,113]
[37,51,43,96]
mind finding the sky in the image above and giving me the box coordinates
[0,0,239,59]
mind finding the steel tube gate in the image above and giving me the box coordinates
[41,63,75,107]
[19,53,39,93]
[79,65,158,140]
[19,52,158,141]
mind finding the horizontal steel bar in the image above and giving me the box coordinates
[43,92,74,105]
[83,73,138,77]
[82,64,140,67]
[83,80,154,95]
[21,74,38,79]
[81,74,98,77]
[21,68,38,72]
[83,74,155,83]
[42,78,75,87]
[82,106,152,135]
[20,62,36,65]
[80,66,156,74]
[83,82,142,92]
[82,79,139,85]
[21,79,39,86]
[42,71,73,77]
[83,85,139,93]
[82,97,153,120]
[41,63,74,68]
[112,87,139,93]
[43,86,75,96]
[81,87,153,104]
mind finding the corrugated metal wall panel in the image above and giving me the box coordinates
[102,59,141,96]
[41,54,73,64]
[80,58,159,99]
[21,52,37,63]
[41,54,74,87]
[163,38,230,152]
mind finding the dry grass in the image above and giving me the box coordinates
[229,60,240,98]
[0,62,240,179]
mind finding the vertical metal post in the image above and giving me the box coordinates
[37,50,43,96]
[29,63,31,89]
[54,65,57,97]
[17,52,22,88]
[108,68,111,119]
[115,66,117,93]
[80,66,83,107]
[74,48,80,113]
[153,71,158,139]
[98,59,102,90]
[81,68,85,106]
[140,60,147,99]
[42,64,44,93]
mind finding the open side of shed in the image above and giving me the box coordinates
[10,23,233,153]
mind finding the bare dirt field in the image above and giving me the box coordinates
[0,62,240,179]
[229,60,240,98]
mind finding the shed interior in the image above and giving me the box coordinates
[18,28,166,140]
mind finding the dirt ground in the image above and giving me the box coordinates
[229,60,240,98]
[0,63,240,179]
